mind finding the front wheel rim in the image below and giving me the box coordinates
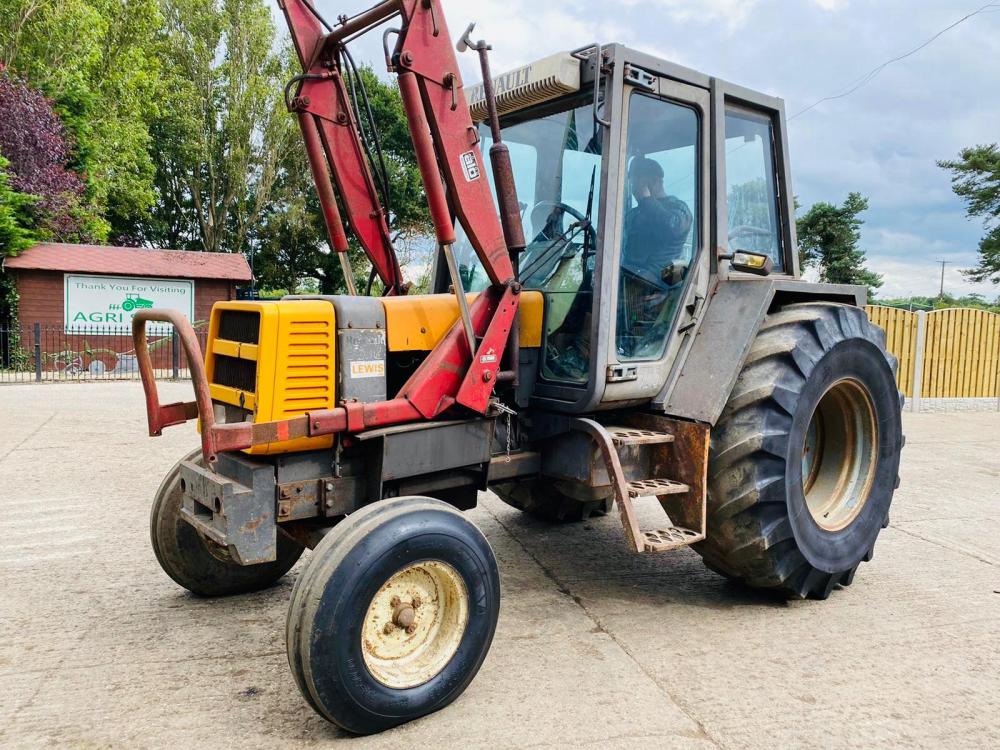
[361,560,469,689]
[801,378,879,532]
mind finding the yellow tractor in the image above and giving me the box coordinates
[131,0,904,734]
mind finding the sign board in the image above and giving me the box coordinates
[64,274,195,333]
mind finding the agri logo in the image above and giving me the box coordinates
[118,293,155,312]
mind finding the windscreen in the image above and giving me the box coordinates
[451,97,604,383]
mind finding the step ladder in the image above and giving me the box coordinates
[573,417,709,553]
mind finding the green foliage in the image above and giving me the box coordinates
[352,66,431,244]
[0,153,37,325]
[1,0,429,297]
[253,64,431,294]
[1,0,164,239]
[0,154,37,257]
[135,0,296,255]
[938,144,1000,284]
[797,192,882,291]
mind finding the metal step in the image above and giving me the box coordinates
[571,417,707,556]
[606,426,675,446]
[626,478,689,498]
[642,526,703,552]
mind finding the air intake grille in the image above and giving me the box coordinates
[213,354,257,392]
[218,310,260,344]
[467,52,581,123]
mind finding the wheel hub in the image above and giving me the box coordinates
[801,378,879,531]
[361,560,469,689]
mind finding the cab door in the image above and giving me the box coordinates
[599,73,711,405]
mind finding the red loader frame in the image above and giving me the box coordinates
[134,0,524,462]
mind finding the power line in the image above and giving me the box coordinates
[789,2,999,120]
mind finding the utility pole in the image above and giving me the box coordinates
[937,260,949,299]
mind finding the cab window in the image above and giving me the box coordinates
[616,93,699,362]
[452,98,603,384]
[724,107,783,271]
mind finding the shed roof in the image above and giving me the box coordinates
[2,243,252,282]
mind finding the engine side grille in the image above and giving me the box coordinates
[213,354,257,393]
[276,319,334,417]
[218,310,260,344]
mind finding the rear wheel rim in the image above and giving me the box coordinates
[801,378,879,532]
[361,560,469,689]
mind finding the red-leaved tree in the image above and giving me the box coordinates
[0,73,104,241]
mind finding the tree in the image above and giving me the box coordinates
[0,153,38,325]
[0,154,36,257]
[253,65,431,294]
[136,0,296,256]
[0,0,165,240]
[938,144,1000,284]
[0,73,106,241]
[797,192,882,291]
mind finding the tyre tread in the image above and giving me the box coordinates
[695,303,903,598]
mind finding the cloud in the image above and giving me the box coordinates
[867,254,999,300]
[615,0,762,32]
[812,0,849,10]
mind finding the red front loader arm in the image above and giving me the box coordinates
[133,1,525,460]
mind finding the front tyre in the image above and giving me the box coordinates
[150,448,303,596]
[286,497,501,734]
[695,303,904,599]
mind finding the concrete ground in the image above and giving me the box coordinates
[1,382,998,749]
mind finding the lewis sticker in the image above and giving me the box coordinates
[349,360,385,379]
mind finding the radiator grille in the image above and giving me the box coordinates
[213,354,257,392]
[218,310,260,344]
[277,319,334,417]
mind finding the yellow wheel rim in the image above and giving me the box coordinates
[361,560,469,689]
[801,378,879,532]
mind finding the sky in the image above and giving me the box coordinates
[298,0,1000,299]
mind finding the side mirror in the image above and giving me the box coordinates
[721,249,773,276]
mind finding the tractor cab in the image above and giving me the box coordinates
[447,46,797,412]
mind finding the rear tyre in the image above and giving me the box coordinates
[695,303,904,599]
[286,497,500,734]
[493,480,612,523]
[150,448,303,596]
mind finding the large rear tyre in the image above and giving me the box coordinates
[493,480,612,523]
[150,448,303,596]
[695,303,904,599]
[286,497,500,734]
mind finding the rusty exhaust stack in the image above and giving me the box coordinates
[458,23,525,385]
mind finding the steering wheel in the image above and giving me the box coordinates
[528,201,598,252]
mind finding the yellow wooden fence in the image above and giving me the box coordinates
[865,305,918,397]
[864,305,1000,400]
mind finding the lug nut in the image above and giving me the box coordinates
[383,622,394,635]
[405,624,416,635]
[390,595,401,608]
[412,595,421,608]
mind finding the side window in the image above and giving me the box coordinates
[724,107,783,271]
[616,93,699,362]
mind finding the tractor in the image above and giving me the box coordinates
[122,293,154,312]
[131,0,904,734]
